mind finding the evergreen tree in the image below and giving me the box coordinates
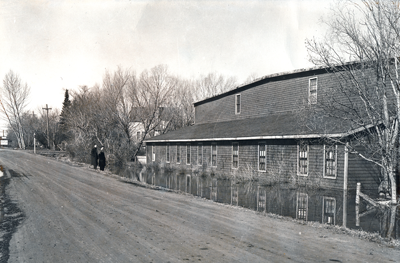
[59,89,71,134]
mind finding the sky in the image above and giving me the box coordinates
[0,0,334,128]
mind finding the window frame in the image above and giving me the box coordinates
[308,77,318,105]
[258,143,266,172]
[186,144,191,165]
[235,94,241,115]
[211,143,217,167]
[176,144,181,164]
[322,196,336,225]
[151,145,155,162]
[297,144,309,176]
[232,142,239,169]
[166,144,170,163]
[296,192,308,221]
[323,145,337,179]
[197,144,203,166]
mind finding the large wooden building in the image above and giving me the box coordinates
[145,66,381,192]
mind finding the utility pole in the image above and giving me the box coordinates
[42,104,52,149]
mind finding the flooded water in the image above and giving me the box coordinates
[128,168,400,240]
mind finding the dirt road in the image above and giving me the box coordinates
[0,149,399,262]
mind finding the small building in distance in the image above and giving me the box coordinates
[145,65,385,192]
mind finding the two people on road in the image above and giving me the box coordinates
[91,145,106,171]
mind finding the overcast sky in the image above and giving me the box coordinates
[0,0,333,123]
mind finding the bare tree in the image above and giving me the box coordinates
[130,65,176,160]
[0,70,30,149]
[306,0,400,203]
[193,72,237,102]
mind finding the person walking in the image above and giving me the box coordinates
[91,145,98,169]
[98,147,106,171]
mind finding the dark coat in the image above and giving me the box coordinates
[91,147,98,166]
[99,151,106,170]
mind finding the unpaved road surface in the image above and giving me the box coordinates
[0,149,399,262]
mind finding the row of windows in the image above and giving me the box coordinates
[151,142,337,178]
[234,77,318,114]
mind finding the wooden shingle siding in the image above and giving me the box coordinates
[148,140,348,190]
[195,71,331,125]
[347,146,380,192]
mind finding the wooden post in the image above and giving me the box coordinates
[33,133,36,154]
[356,204,360,226]
[356,182,361,205]
[343,143,349,227]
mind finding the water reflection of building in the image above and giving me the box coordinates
[145,65,385,194]
[150,168,398,238]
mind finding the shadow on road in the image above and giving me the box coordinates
[0,168,26,263]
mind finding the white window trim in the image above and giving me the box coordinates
[186,144,191,165]
[166,144,170,163]
[323,145,337,179]
[211,143,217,167]
[176,145,180,164]
[258,143,267,172]
[297,144,309,176]
[235,94,241,115]
[308,77,318,105]
[151,145,155,162]
[296,192,308,221]
[197,144,203,166]
[322,196,336,225]
[232,143,239,169]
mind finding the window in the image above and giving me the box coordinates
[309,77,317,104]
[166,144,170,163]
[298,144,308,176]
[297,193,308,221]
[324,145,337,178]
[235,94,241,114]
[322,197,336,225]
[177,145,181,164]
[151,145,155,162]
[197,144,203,166]
[258,143,266,171]
[232,143,239,168]
[137,131,141,141]
[211,144,217,167]
[186,144,191,165]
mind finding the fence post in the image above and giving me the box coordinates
[356,182,361,205]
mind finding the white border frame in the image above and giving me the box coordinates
[323,145,337,179]
[186,144,191,165]
[166,144,170,163]
[308,77,318,105]
[232,142,239,169]
[258,142,267,172]
[211,143,217,167]
[322,196,336,225]
[235,94,241,115]
[197,143,203,166]
[151,145,155,162]
[296,192,308,221]
[297,144,309,176]
[176,144,180,164]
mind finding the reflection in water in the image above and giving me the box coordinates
[133,168,400,239]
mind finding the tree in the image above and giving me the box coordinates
[0,70,30,149]
[59,89,71,131]
[193,72,237,102]
[306,0,400,203]
[130,65,176,160]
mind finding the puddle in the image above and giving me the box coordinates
[135,170,400,240]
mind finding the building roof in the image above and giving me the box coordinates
[145,111,362,143]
